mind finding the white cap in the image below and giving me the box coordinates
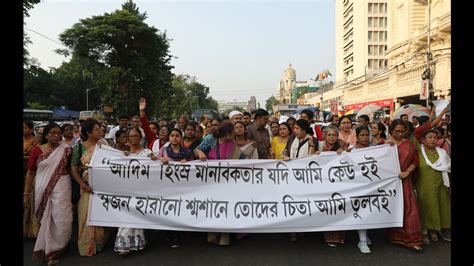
[229,110,243,119]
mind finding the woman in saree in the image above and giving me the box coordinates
[182,122,202,158]
[271,122,291,160]
[24,120,40,238]
[314,125,348,248]
[234,121,258,159]
[23,123,73,265]
[114,127,158,255]
[417,129,451,244]
[60,123,80,147]
[114,129,130,152]
[194,121,245,246]
[386,119,424,252]
[70,118,112,256]
[338,115,356,146]
[370,122,386,146]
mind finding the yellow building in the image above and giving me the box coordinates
[336,0,450,113]
[387,0,451,109]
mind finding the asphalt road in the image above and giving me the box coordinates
[23,226,451,266]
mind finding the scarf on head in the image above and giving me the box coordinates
[421,144,451,187]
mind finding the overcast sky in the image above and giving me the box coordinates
[25,0,335,107]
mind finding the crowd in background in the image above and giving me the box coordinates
[23,98,451,265]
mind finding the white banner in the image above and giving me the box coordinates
[87,144,403,232]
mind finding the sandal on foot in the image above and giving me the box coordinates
[422,234,430,245]
[47,259,60,265]
[429,231,438,242]
[411,245,423,252]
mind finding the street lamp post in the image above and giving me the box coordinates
[86,87,97,111]
[425,0,431,108]
[320,94,324,122]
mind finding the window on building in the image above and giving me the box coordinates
[384,3,388,13]
[374,18,378,27]
[379,3,384,13]
[368,17,372,27]
[368,59,372,68]
[368,31,372,42]
[384,17,387,27]
[385,31,388,41]
[373,3,378,14]
[379,31,384,42]
[379,45,384,56]
[368,3,372,14]
[379,60,383,68]
[380,18,384,28]
[368,45,372,55]
[374,31,378,42]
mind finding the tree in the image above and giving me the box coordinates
[265,96,279,112]
[161,74,218,120]
[57,0,173,117]
[24,64,64,109]
[23,0,41,66]
[23,0,41,17]
[51,55,103,111]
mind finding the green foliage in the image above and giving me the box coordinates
[23,0,215,122]
[23,0,41,66]
[24,65,63,109]
[265,96,279,112]
[51,55,102,111]
[23,0,40,17]
[26,101,49,110]
[56,1,173,118]
[161,75,218,120]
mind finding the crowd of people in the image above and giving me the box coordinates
[23,98,451,265]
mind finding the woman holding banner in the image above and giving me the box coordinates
[24,123,72,265]
[71,119,112,256]
[158,128,192,248]
[314,125,348,248]
[346,125,373,254]
[194,121,245,246]
[282,119,316,242]
[386,119,423,252]
[114,127,158,255]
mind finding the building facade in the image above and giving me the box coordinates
[277,64,297,104]
[336,0,450,113]
[247,96,257,111]
[336,0,389,85]
[387,0,451,109]
[217,100,248,113]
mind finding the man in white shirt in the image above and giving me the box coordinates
[107,114,130,142]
